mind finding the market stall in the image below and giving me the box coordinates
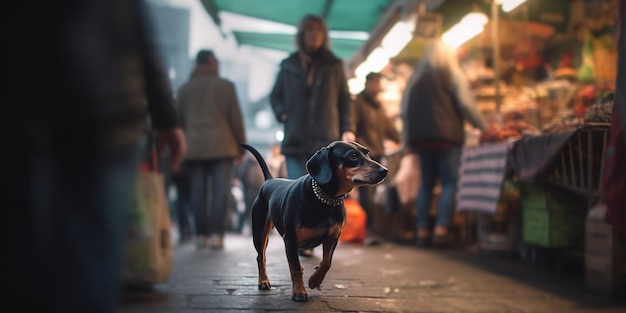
[449,0,619,266]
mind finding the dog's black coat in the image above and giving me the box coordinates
[241,141,388,302]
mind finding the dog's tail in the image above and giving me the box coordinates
[241,144,273,181]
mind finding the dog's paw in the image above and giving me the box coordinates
[308,276,322,290]
[292,292,308,302]
[258,281,271,290]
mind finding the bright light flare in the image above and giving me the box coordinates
[441,12,488,48]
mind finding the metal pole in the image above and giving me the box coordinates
[492,0,501,113]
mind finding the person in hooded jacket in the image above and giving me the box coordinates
[270,14,355,257]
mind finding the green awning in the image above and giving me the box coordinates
[233,31,365,59]
[200,0,390,58]
[202,0,390,32]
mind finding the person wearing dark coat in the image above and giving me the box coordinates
[352,72,401,245]
[269,14,355,257]
[9,0,186,312]
[401,40,486,247]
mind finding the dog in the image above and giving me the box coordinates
[241,141,388,302]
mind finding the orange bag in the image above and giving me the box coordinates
[339,198,367,243]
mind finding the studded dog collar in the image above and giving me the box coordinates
[311,179,346,206]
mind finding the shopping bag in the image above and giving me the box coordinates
[393,153,420,206]
[339,198,367,243]
[122,141,173,287]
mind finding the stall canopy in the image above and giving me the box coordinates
[232,31,366,59]
[200,0,391,58]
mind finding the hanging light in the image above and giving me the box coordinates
[441,12,488,48]
[500,0,527,12]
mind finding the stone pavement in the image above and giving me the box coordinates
[119,233,625,313]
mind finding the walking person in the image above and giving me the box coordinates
[177,50,247,250]
[352,72,401,245]
[10,0,186,311]
[401,40,486,247]
[270,14,355,257]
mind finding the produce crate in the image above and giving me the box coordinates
[585,204,626,300]
[520,183,587,248]
[549,125,610,196]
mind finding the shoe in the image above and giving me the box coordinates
[298,249,313,257]
[364,235,383,246]
[179,234,193,244]
[416,228,431,247]
[196,236,210,249]
[432,233,455,248]
[432,226,454,247]
[212,235,224,250]
[415,236,431,247]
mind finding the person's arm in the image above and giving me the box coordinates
[336,62,355,141]
[451,68,487,131]
[270,68,287,122]
[135,0,186,171]
[384,112,401,143]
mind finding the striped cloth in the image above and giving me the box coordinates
[457,140,515,214]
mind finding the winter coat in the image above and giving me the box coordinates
[402,67,486,149]
[177,69,246,160]
[352,91,400,158]
[270,51,352,156]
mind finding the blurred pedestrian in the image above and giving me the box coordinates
[401,40,486,247]
[268,143,288,178]
[170,165,194,243]
[176,50,247,250]
[352,72,401,245]
[269,14,355,257]
[234,152,264,235]
[10,0,186,312]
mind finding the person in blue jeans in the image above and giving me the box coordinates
[401,40,486,247]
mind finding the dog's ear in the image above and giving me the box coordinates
[306,147,332,185]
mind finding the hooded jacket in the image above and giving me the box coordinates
[270,50,352,156]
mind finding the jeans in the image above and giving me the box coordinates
[187,158,235,237]
[171,167,193,238]
[285,155,309,179]
[415,146,462,230]
[358,155,381,231]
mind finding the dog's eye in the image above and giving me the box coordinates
[348,152,359,161]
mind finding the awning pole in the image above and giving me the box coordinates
[492,0,501,114]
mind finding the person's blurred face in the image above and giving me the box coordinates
[365,76,383,97]
[303,21,325,52]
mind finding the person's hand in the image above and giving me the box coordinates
[156,127,186,173]
[341,131,356,142]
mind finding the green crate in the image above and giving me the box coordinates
[520,183,587,248]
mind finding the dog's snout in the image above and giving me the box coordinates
[377,166,388,177]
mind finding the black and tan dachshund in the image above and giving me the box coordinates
[241,141,388,302]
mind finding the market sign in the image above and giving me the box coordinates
[414,12,443,40]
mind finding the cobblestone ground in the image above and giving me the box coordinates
[120,233,625,313]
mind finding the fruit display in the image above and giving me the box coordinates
[583,94,614,124]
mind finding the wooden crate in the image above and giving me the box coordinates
[585,205,626,300]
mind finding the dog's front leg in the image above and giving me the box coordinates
[309,236,338,289]
[284,239,307,302]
